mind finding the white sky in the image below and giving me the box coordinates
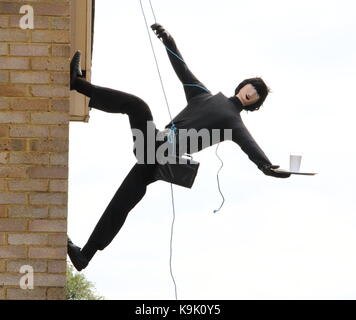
[68,0,356,299]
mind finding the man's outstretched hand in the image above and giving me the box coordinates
[151,23,171,41]
[260,164,291,178]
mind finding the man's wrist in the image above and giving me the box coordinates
[258,163,272,171]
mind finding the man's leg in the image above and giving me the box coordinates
[70,51,154,135]
[68,163,157,271]
[83,163,156,256]
[73,78,154,126]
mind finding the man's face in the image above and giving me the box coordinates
[236,84,259,107]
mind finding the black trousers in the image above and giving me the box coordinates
[83,84,160,254]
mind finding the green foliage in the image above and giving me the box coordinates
[66,263,104,300]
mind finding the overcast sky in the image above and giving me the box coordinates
[68,0,356,299]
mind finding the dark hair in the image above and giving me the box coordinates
[235,77,270,111]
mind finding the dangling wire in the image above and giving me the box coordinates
[139,0,178,301]
[213,143,225,213]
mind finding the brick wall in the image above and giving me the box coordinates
[0,0,70,300]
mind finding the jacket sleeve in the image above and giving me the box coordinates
[231,123,272,170]
[162,36,211,100]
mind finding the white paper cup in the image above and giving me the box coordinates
[290,154,302,172]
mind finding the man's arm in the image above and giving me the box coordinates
[151,23,211,101]
[231,125,290,178]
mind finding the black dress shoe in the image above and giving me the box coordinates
[67,236,89,271]
[70,51,83,90]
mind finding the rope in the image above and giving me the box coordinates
[139,0,178,300]
[138,0,174,124]
[148,0,157,22]
[213,143,225,213]
[169,183,178,299]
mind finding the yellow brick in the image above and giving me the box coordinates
[0,112,28,124]
[9,152,49,165]
[0,2,22,14]
[0,71,9,83]
[48,233,67,246]
[0,206,7,218]
[0,166,28,178]
[31,85,69,98]
[0,16,9,28]
[0,259,5,272]
[8,233,48,245]
[0,85,30,97]
[34,274,67,287]
[11,72,50,84]
[47,287,65,300]
[0,57,29,70]
[8,179,48,192]
[0,125,9,137]
[28,167,68,179]
[30,139,68,152]
[28,247,66,259]
[50,72,69,84]
[31,57,69,71]
[51,45,70,57]
[28,219,67,232]
[0,30,28,42]
[49,207,66,219]
[51,99,69,112]
[8,206,48,219]
[31,30,69,44]
[51,17,70,30]
[0,246,27,258]
[48,260,66,273]
[33,3,70,16]
[0,193,27,205]
[31,112,68,125]
[9,15,49,30]
[0,232,6,245]
[49,126,68,139]
[0,44,8,56]
[0,273,22,286]
[10,44,49,57]
[7,260,47,273]
[0,152,9,164]
[12,98,49,111]
[0,98,10,110]
[6,288,47,300]
[0,138,27,150]
[49,180,67,192]
[9,125,50,138]
[29,192,67,205]
[50,153,68,165]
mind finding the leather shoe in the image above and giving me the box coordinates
[67,236,89,271]
[70,51,83,90]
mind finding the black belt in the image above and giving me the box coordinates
[154,129,200,188]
